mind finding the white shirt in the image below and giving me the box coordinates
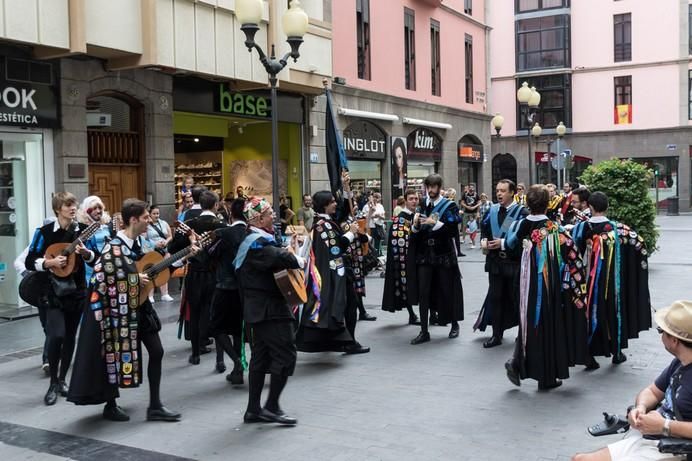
[362,202,385,227]
[589,215,609,223]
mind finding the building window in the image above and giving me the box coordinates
[404,8,416,90]
[516,74,571,130]
[465,34,473,103]
[356,0,371,80]
[464,0,472,15]
[430,20,441,96]
[614,13,631,62]
[516,15,570,71]
[515,0,568,13]
[614,76,632,124]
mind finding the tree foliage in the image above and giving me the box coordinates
[579,159,659,253]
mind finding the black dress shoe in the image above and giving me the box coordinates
[103,405,130,422]
[408,315,421,325]
[448,325,460,339]
[260,408,297,425]
[198,346,212,355]
[57,380,69,397]
[226,366,244,385]
[505,360,521,387]
[359,312,377,321]
[585,356,601,371]
[44,383,59,406]
[343,342,370,354]
[243,411,267,424]
[612,352,627,364]
[538,379,562,391]
[147,406,181,422]
[483,337,502,348]
[215,361,226,373]
[188,354,200,365]
[410,331,431,345]
[459,252,467,257]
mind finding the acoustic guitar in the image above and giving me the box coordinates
[45,221,102,278]
[137,231,215,304]
[273,232,311,306]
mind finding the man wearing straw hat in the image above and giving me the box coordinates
[573,300,692,460]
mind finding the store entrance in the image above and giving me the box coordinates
[0,132,45,309]
[87,93,145,211]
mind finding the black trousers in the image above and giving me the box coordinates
[345,283,358,342]
[488,266,519,339]
[44,299,82,384]
[185,271,215,356]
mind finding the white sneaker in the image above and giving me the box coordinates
[148,295,155,304]
[161,294,174,302]
[470,244,476,249]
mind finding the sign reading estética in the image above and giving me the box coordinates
[0,59,60,128]
[217,85,270,118]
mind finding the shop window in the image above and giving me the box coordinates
[357,0,371,80]
[465,34,473,103]
[404,8,416,91]
[516,74,571,130]
[628,157,679,207]
[431,20,441,96]
[516,15,570,71]
[464,0,472,15]
[614,13,631,62]
[515,0,568,14]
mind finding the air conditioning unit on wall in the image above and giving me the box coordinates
[86,112,112,127]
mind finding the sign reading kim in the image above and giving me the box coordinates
[406,127,442,160]
[342,120,387,160]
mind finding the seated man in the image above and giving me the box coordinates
[573,300,692,461]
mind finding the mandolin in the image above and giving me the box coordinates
[45,221,102,278]
[137,231,215,304]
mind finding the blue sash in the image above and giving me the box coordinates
[233,233,263,270]
[489,204,523,239]
[430,197,454,221]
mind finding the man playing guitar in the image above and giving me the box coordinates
[25,192,96,406]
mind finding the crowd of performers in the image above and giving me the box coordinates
[19,171,650,426]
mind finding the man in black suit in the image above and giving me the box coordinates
[235,197,304,425]
[169,190,225,365]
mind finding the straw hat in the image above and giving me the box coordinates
[655,300,692,342]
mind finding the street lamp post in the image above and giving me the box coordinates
[555,121,567,189]
[530,122,542,184]
[236,0,309,219]
[517,82,541,185]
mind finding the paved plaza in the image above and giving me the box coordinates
[0,215,691,460]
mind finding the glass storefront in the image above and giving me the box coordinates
[0,132,46,308]
[629,156,679,208]
[349,160,382,194]
[406,161,436,198]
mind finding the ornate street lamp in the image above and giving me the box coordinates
[491,113,504,137]
[555,121,567,189]
[517,82,541,185]
[236,0,309,220]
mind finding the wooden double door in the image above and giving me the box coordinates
[89,165,142,213]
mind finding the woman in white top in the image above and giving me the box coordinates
[145,205,174,302]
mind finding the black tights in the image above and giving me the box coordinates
[107,330,164,410]
[215,334,242,368]
[45,306,81,384]
[247,372,288,414]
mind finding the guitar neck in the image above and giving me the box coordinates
[63,222,100,256]
[145,246,193,277]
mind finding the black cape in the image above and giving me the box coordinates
[296,216,354,352]
[506,217,588,384]
[382,210,416,312]
[572,220,651,358]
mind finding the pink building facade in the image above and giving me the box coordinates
[488,0,692,210]
[311,0,491,208]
